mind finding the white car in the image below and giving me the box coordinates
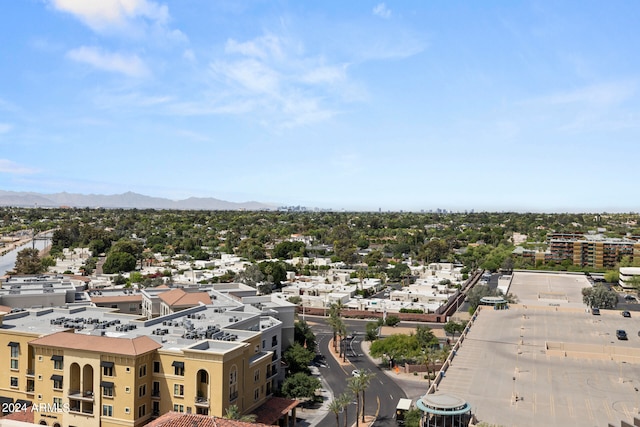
[351,370,361,377]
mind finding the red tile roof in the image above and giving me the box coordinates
[144,412,274,427]
[159,288,212,307]
[252,397,299,425]
[29,331,161,356]
[1,405,35,423]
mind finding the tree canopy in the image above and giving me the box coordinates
[582,284,618,309]
[13,248,45,274]
[281,372,321,399]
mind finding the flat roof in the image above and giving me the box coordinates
[508,271,590,309]
[0,303,281,351]
[437,302,640,426]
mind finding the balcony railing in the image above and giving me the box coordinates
[152,390,161,398]
[26,369,35,377]
[195,396,209,407]
[68,390,94,401]
[229,391,238,401]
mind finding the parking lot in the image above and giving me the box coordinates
[434,272,640,426]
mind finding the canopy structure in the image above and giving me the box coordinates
[416,393,471,427]
[479,296,509,309]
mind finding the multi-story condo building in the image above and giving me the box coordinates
[543,233,640,269]
[0,293,292,427]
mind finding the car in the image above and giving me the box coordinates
[625,295,637,301]
[616,330,628,340]
[383,292,390,297]
[592,308,600,315]
[351,370,361,377]
[623,311,631,318]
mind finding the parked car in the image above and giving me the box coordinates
[592,308,600,315]
[616,330,628,340]
[622,311,631,318]
[351,370,361,377]
[625,295,636,301]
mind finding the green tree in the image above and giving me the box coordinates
[13,248,45,274]
[294,320,317,353]
[365,322,379,341]
[604,270,619,283]
[415,325,439,348]
[443,320,467,340]
[385,315,401,327]
[582,284,618,309]
[237,264,265,287]
[387,262,410,281]
[102,252,137,274]
[223,404,256,422]
[370,334,418,368]
[283,343,315,374]
[357,370,374,423]
[328,398,343,427]
[281,372,321,400]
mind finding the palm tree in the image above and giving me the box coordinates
[338,392,351,427]
[358,370,375,423]
[328,398,343,427]
[224,404,257,422]
[347,377,361,427]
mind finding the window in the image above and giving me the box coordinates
[254,388,259,401]
[174,384,184,397]
[51,375,63,390]
[152,381,160,397]
[101,361,114,377]
[272,336,278,347]
[102,405,113,417]
[139,364,147,378]
[102,382,114,397]
[172,361,184,376]
[173,404,184,413]
[153,361,160,373]
[262,339,265,349]
[138,404,146,418]
[9,342,19,371]
[52,355,63,370]
[125,407,130,414]
[10,377,18,387]
[53,398,62,409]
[139,384,146,397]
[254,369,260,382]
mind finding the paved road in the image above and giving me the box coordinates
[310,317,412,427]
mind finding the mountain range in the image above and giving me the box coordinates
[0,190,275,210]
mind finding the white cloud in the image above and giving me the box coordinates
[50,0,168,32]
[183,49,196,62]
[0,123,12,134]
[211,59,280,95]
[225,34,285,61]
[373,3,391,19]
[66,46,149,77]
[0,159,38,175]
[300,65,347,85]
[532,81,636,108]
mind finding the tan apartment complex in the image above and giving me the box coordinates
[0,293,292,427]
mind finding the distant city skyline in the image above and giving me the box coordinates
[2,1,640,213]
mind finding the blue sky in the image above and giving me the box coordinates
[1,1,639,212]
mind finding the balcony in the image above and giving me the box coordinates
[152,390,161,399]
[26,369,35,377]
[195,396,209,407]
[68,390,94,401]
[229,391,238,401]
[69,403,94,416]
